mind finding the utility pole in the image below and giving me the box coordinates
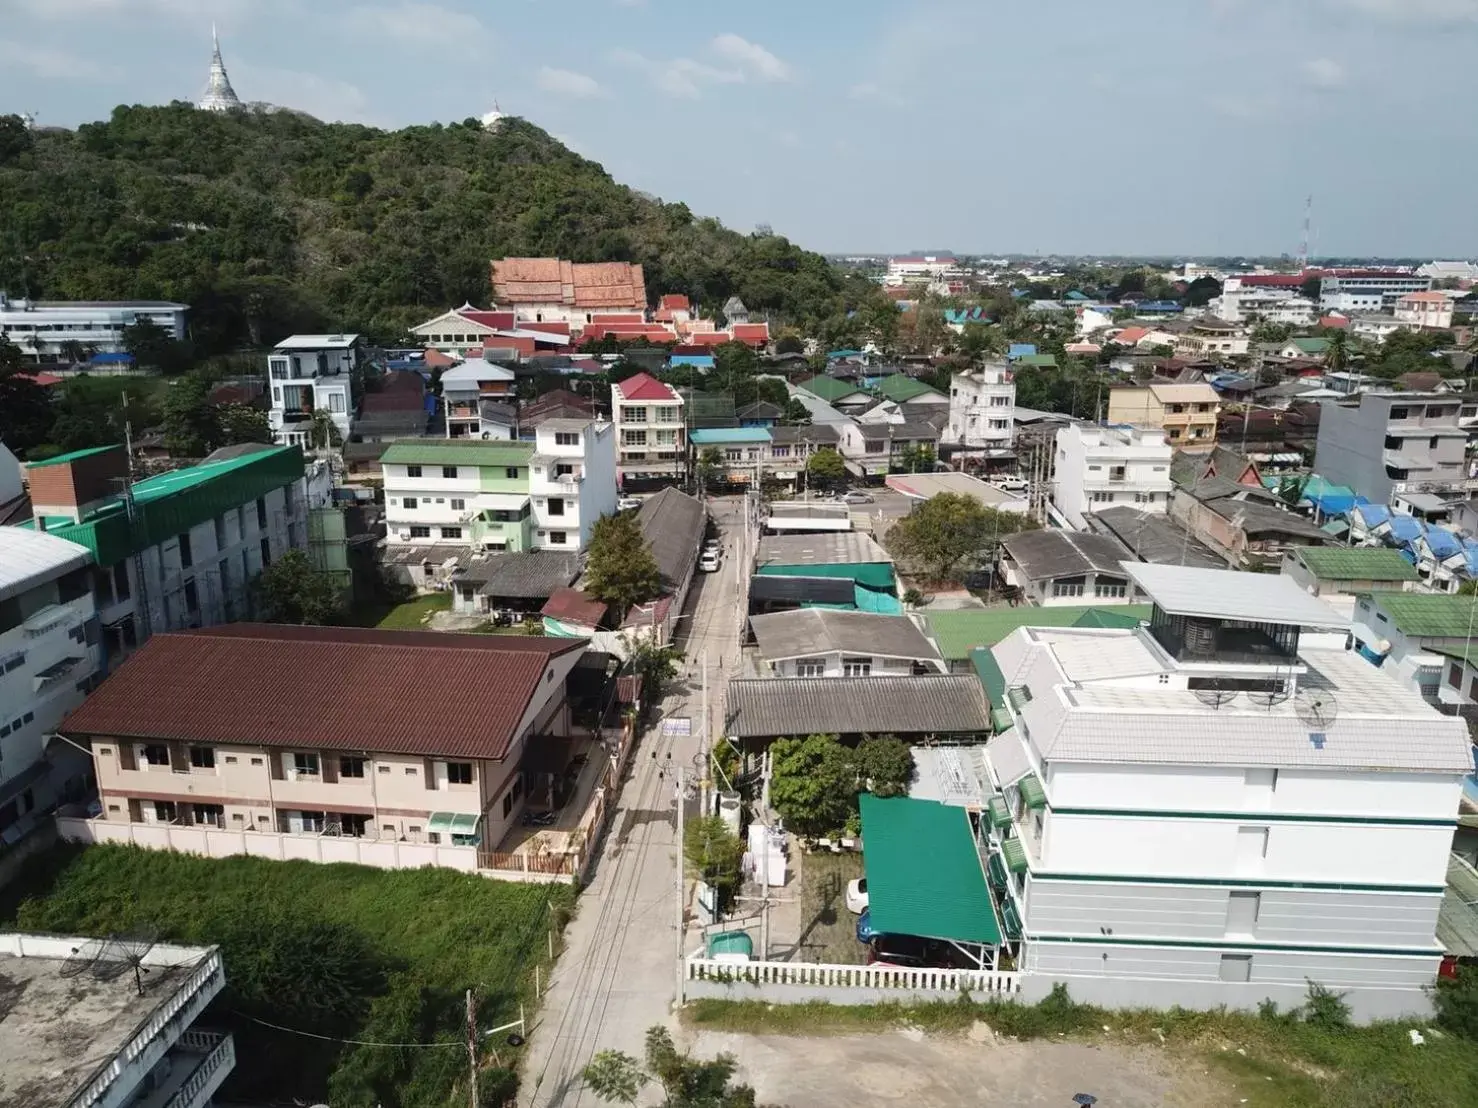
[674,765,687,1003]
[464,988,478,1108]
[700,649,709,815]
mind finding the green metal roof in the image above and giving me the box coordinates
[969,648,1006,707]
[923,605,1152,660]
[755,562,896,590]
[1295,547,1419,582]
[1289,337,1330,355]
[1432,643,1478,668]
[426,811,480,834]
[379,440,534,468]
[874,375,944,404]
[796,376,867,403]
[1001,901,1023,941]
[20,446,306,567]
[25,445,118,469]
[989,708,1013,733]
[1366,592,1478,638]
[1001,838,1028,874]
[859,794,1001,946]
[1018,774,1047,810]
[1014,353,1058,368]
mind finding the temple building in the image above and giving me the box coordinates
[198,25,242,112]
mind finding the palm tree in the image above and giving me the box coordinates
[59,339,86,365]
[308,409,342,455]
[1323,330,1351,374]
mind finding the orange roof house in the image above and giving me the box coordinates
[491,258,647,311]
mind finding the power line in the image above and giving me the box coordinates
[234,1012,465,1049]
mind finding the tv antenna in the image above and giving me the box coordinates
[58,936,107,979]
[1294,687,1338,730]
[93,927,160,995]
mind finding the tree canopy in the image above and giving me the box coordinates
[768,733,916,839]
[584,511,662,616]
[251,548,346,625]
[885,492,1038,583]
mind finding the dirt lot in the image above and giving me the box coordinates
[686,1027,1224,1107]
[791,851,865,964]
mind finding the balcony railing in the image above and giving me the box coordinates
[163,1031,235,1108]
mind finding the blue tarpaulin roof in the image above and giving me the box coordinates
[1388,516,1423,544]
[1424,524,1462,560]
[1008,343,1037,357]
[1353,503,1391,528]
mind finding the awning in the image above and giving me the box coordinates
[987,795,1012,831]
[426,812,481,835]
[990,708,1013,733]
[1002,901,1023,941]
[1002,838,1028,874]
[859,794,1002,946]
[1018,774,1047,810]
[970,648,1007,708]
[756,562,896,590]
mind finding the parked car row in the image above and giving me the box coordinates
[699,536,722,572]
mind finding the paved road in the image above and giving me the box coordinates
[521,497,747,1108]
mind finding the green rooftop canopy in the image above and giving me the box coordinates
[755,562,896,590]
[859,794,1001,946]
[426,812,480,835]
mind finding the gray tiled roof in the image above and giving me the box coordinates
[749,609,942,663]
[1001,529,1133,581]
[457,551,580,597]
[725,675,990,739]
[768,424,841,445]
[757,531,892,567]
[1086,507,1226,570]
[636,486,706,590]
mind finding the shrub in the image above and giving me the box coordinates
[1302,979,1352,1030]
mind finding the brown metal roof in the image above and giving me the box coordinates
[491,258,647,309]
[62,625,584,761]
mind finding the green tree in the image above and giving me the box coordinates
[1434,964,1478,1041]
[251,548,345,625]
[585,511,663,617]
[805,447,846,490]
[161,371,221,457]
[893,443,936,473]
[217,404,272,445]
[712,341,758,383]
[696,446,724,487]
[47,377,157,454]
[1184,275,1222,307]
[854,736,915,797]
[583,1026,769,1108]
[308,409,342,451]
[782,398,812,425]
[885,492,1036,582]
[0,362,56,455]
[769,733,856,838]
[121,318,193,376]
[622,635,680,709]
[683,815,746,906]
[774,333,804,355]
[1250,322,1292,345]
[958,322,1005,361]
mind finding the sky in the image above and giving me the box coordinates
[2,0,1477,258]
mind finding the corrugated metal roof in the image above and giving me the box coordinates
[0,528,93,603]
[63,625,584,760]
[1002,530,1133,581]
[633,487,706,591]
[874,375,944,404]
[688,427,772,444]
[922,606,1152,661]
[725,675,990,738]
[749,609,941,663]
[1368,592,1478,638]
[1294,547,1419,582]
[859,795,1001,945]
[757,531,891,567]
[1123,563,1347,627]
[380,440,534,468]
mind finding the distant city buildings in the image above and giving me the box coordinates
[0,291,187,362]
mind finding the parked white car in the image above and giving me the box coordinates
[616,496,643,512]
[845,877,869,914]
[840,491,874,505]
[699,550,721,572]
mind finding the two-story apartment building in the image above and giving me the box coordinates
[1174,317,1249,359]
[837,420,942,479]
[983,563,1471,1021]
[1394,291,1454,332]
[442,357,517,439]
[611,372,685,480]
[1314,392,1468,505]
[63,625,587,855]
[1350,591,1478,708]
[0,528,102,835]
[1107,383,1221,451]
[747,609,945,678]
[22,443,313,660]
[1052,423,1174,530]
[0,291,188,361]
[943,364,1016,456]
[766,425,843,486]
[267,334,368,446]
[690,427,772,485]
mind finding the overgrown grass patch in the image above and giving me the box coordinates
[365,592,452,629]
[2,844,572,1108]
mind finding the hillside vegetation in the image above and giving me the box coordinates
[0,106,869,354]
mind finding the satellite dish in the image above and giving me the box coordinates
[1193,679,1237,709]
[59,936,107,979]
[1246,686,1291,710]
[94,927,160,995]
[1294,688,1338,730]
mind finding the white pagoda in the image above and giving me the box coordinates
[198,25,242,112]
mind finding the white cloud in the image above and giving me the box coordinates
[1209,93,1278,120]
[611,49,742,99]
[536,67,605,99]
[1302,57,1346,89]
[230,61,374,124]
[0,40,119,80]
[1326,0,1478,22]
[711,33,790,82]
[347,3,487,47]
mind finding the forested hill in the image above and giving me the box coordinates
[0,105,862,354]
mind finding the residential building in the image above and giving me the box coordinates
[920,605,1152,670]
[619,487,706,644]
[1314,392,1468,504]
[873,374,949,411]
[64,624,586,854]
[1321,270,1433,311]
[690,427,772,484]
[1395,292,1455,332]
[1277,337,1330,361]
[0,291,187,362]
[752,531,900,616]
[21,444,312,660]
[746,609,946,678]
[266,334,367,447]
[611,372,685,480]
[795,375,874,412]
[736,401,784,429]
[765,425,843,486]
[1175,318,1249,359]
[490,258,647,328]
[0,932,234,1108]
[724,674,989,746]
[0,528,101,834]
[1052,423,1173,530]
[1350,591,1478,707]
[1169,474,1328,569]
[529,418,619,550]
[944,364,1016,455]
[837,420,942,479]
[1086,505,1228,570]
[1281,546,1420,598]
[997,529,1139,606]
[442,358,517,439]
[887,255,958,282]
[984,563,1470,1020]
[1107,383,1221,450]
[1212,279,1316,325]
[886,471,1031,515]
[408,303,517,355]
[1347,315,1404,343]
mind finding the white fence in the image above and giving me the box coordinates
[54,817,571,884]
[684,956,1022,1001]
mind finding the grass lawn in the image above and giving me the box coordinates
[360,592,451,629]
[684,994,1478,1108]
[794,851,865,964]
[1,844,572,1108]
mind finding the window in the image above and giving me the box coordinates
[555,431,579,446]
[402,496,419,510]
[112,561,131,601]
[1390,406,1409,420]
[1,651,24,673]
[842,657,872,677]
[183,580,199,614]
[548,497,565,516]
[548,531,568,545]
[447,762,473,785]
[178,533,193,568]
[407,465,423,478]
[153,801,178,823]
[1450,662,1464,688]
[725,448,743,461]
[224,755,238,764]
[622,406,648,424]
[293,752,320,777]
[251,757,264,766]
[189,746,215,769]
[378,765,391,774]
[1052,579,1086,598]
[442,466,458,479]
[340,757,367,778]
[795,658,825,678]
[450,498,466,511]
[771,445,791,458]
[192,804,225,828]
[143,744,170,767]
[990,395,1010,406]
[1218,954,1253,983]
[327,392,345,413]
[1095,582,1127,599]
[409,526,432,538]
[261,537,272,566]
[441,527,463,540]
[503,791,515,818]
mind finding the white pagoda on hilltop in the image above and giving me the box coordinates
[198,24,242,111]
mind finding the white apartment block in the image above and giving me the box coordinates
[1212,279,1317,325]
[944,364,1016,454]
[0,529,102,836]
[611,372,685,478]
[887,255,958,282]
[0,291,187,360]
[1320,272,1433,311]
[267,334,365,446]
[530,419,619,551]
[1052,423,1173,530]
[983,563,1471,1021]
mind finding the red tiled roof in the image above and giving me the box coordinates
[522,389,596,420]
[1400,291,1447,303]
[614,371,678,402]
[491,258,647,310]
[519,320,571,338]
[732,323,770,345]
[461,309,516,330]
[62,625,583,761]
[622,595,673,630]
[686,331,731,348]
[540,588,608,627]
[1112,326,1150,345]
[659,294,690,311]
[1237,274,1305,288]
[424,348,457,368]
[1318,315,1349,329]
[591,313,646,324]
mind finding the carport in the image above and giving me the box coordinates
[858,794,1003,969]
